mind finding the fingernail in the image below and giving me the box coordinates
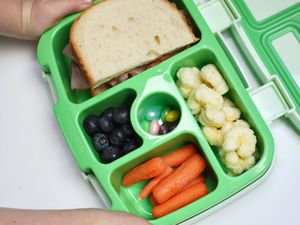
[83,0,93,4]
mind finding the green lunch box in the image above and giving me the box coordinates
[37,0,299,224]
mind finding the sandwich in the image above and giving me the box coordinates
[67,0,198,95]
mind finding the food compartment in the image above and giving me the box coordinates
[110,133,218,220]
[137,93,181,136]
[77,89,143,164]
[169,47,266,176]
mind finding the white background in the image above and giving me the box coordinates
[0,35,300,225]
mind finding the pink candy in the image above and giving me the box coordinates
[149,120,160,135]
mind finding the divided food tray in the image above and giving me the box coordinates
[37,0,275,224]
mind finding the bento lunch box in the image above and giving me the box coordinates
[37,0,276,224]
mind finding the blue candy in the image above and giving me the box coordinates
[145,106,162,121]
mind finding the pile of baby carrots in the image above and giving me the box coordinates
[122,144,208,218]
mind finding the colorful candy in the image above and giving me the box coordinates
[140,119,150,131]
[165,110,180,123]
[142,106,180,135]
[161,107,171,122]
[159,124,170,134]
[149,120,160,135]
[145,106,161,121]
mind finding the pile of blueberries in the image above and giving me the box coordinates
[83,105,140,163]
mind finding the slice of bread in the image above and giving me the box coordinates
[70,0,198,89]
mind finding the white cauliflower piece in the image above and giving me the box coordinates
[221,120,250,134]
[221,121,234,134]
[194,84,223,109]
[227,155,255,175]
[176,67,201,98]
[177,81,192,99]
[200,64,229,95]
[199,107,226,128]
[222,97,241,121]
[224,151,239,164]
[234,119,250,128]
[203,126,224,147]
[187,91,202,115]
[223,106,241,121]
[220,150,256,175]
[222,126,257,158]
[223,97,235,107]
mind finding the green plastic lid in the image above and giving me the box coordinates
[196,0,300,131]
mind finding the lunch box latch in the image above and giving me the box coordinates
[42,71,58,104]
[81,171,112,209]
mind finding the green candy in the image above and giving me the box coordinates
[165,110,180,123]
[140,119,150,132]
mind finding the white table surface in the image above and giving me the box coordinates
[0,36,299,225]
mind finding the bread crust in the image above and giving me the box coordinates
[70,1,110,89]
[70,0,198,90]
[161,0,198,42]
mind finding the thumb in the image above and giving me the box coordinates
[49,0,93,21]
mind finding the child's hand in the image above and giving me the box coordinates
[0,0,93,40]
[0,208,151,225]
[23,0,93,39]
[95,210,151,225]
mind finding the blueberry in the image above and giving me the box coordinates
[112,107,130,125]
[122,139,139,155]
[83,115,100,136]
[92,133,109,152]
[109,127,126,145]
[98,116,114,133]
[122,124,135,137]
[101,146,123,163]
[102,107,114,121]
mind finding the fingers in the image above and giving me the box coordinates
[48,0,93,21]
[27,0,93,39]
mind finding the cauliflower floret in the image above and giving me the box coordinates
[187,91,202,115]
[199,107,226,128]
[227,155,255,175]
[177,81,193,99]
[223,106,241,121]
[200,64,229,95]
[221,119,250,134]
[224,151,239,164]
[176,67,201,98]
[234,119,250,128]
[223,97,235,107]
[221,121,234,134]
[203,126,224,147]
[194,84,223,109]
[221,97,241,121]
[222,125,257,158]
[220,150,256,175]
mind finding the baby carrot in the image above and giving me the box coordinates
[176,175,205,194]
[153,154,206,204]
[122,157,167,187]
[162,144,197,167]
[139,166,173,199]
[152,182,208,218]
